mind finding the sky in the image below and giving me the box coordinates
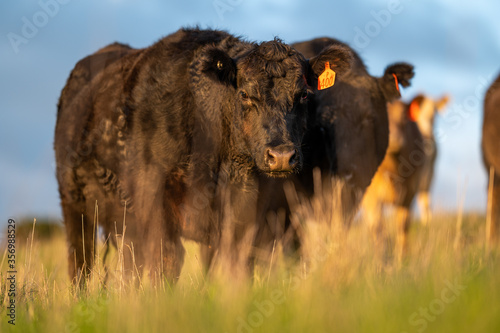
[1,0,499,228]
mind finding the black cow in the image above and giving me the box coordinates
[293,37,414,219]
[54,28,354,284]
[482,73,500,245]
[252,38,414,257]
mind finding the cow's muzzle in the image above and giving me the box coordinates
[264,145,298,173]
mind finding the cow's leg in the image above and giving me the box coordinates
[417,191,431,226]
[488,176,500,245]
[237,200,259,276]
[281,223,301,261]
[200,244,216,274]
[103,209,145,284]
[363,194,385,254]
[160,227,185,284]
[137,213,185,285]
[137,217,185,285]
[130,167,186,285]
[216,181,259,278]
[395,205,411,263]
[62,201,94,286]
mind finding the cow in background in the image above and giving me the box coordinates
[482,73,500,245]
[362,97,425,262]
[409,94,449,225]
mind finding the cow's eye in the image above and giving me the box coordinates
[300,91,308,102]
[239,90,250,101]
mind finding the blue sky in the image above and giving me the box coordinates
[1,0,499,226]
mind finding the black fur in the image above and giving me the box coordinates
[54,28,354,284]
[253,37,415,256]
[294,37,414,216]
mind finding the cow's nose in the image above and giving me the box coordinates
[265,147,297,171]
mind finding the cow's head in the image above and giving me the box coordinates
[387,93,448,154]
[190,38,353,178]
[406,94,450,137]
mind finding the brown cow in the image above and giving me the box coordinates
[482,73,500,245]
[362,96,426,261]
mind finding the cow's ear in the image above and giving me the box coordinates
[408,97,423,122]
[436,94,450,113]
[194,46,236,88]
[307,44,354,89]
[380,63,414,102]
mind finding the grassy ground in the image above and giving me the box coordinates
[1,210,499,333]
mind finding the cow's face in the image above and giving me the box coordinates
[234,40,354,177]
[408,94,449,137]
[191,39,353,178]
[232,41,310,177]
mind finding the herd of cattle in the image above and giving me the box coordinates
[54,28,500,284]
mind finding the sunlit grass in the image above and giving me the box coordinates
[1,205,500,332]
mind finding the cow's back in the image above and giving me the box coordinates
[54,29,225,167]
[57,43,134,115]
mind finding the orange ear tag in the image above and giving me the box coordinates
[392,73,400,93]
[408,100,420,122]
[318,62,336,90]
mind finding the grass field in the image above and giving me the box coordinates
[1,207,499,333]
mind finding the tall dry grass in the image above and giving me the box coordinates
[1,180,499,332]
